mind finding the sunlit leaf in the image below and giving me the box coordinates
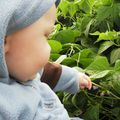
[48,40,62,53]
[98,41,114,54]
[110,48,120,64]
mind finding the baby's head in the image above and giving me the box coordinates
[0,0,60,82]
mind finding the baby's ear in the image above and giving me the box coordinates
[4,36,10,53]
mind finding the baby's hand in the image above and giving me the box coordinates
[79,72,92,90]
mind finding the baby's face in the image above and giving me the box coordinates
[5,5,56,82]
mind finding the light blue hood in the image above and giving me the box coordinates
[0,0,55,83]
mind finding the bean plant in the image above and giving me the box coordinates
[49,0,120,119]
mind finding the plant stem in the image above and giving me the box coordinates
[92,82,120,100]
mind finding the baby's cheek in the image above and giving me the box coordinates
[46,43,51,58]
[44,45,51,61]
[38,43,51,67]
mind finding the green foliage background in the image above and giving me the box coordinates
[49,0,120,119]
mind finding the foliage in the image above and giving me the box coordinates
[49,0,120,119]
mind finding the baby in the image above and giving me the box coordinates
[0,0,92,120]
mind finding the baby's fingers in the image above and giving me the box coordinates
[83,75,92,90]
[81,75,92,90]
[87,78,92,90]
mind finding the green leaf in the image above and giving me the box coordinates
[112,71,120,94]
[80,58,94,68]
[85,56,110,75]
[83,104,100,120]
[78,16,93,34]
[50,53,60,61]
[84,19,94,37]
[68,3,77,17]
[59,0,69,17]
[111,107,120,118]
[48,40,62,53]
[96,6,112,22]
[72,91,88,109]
[78,0,94,14]
[63,93,73,105]
[90,31,100,35]
[101,0,113,6]
[71,49,95,68]
[59,0,78,17]
[114,60,120,71]
[90,70,111,80]
[90,31,120,42]
[98,41,114,54]
[110,48,120,64]
[96,4,120,23]
[97,31,119,41]
[61,57,77,67]
[55,29,80,44]
[80,49,96,58]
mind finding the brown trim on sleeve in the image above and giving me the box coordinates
[41,62,62,89]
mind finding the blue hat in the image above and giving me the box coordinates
[7,0,61,35]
